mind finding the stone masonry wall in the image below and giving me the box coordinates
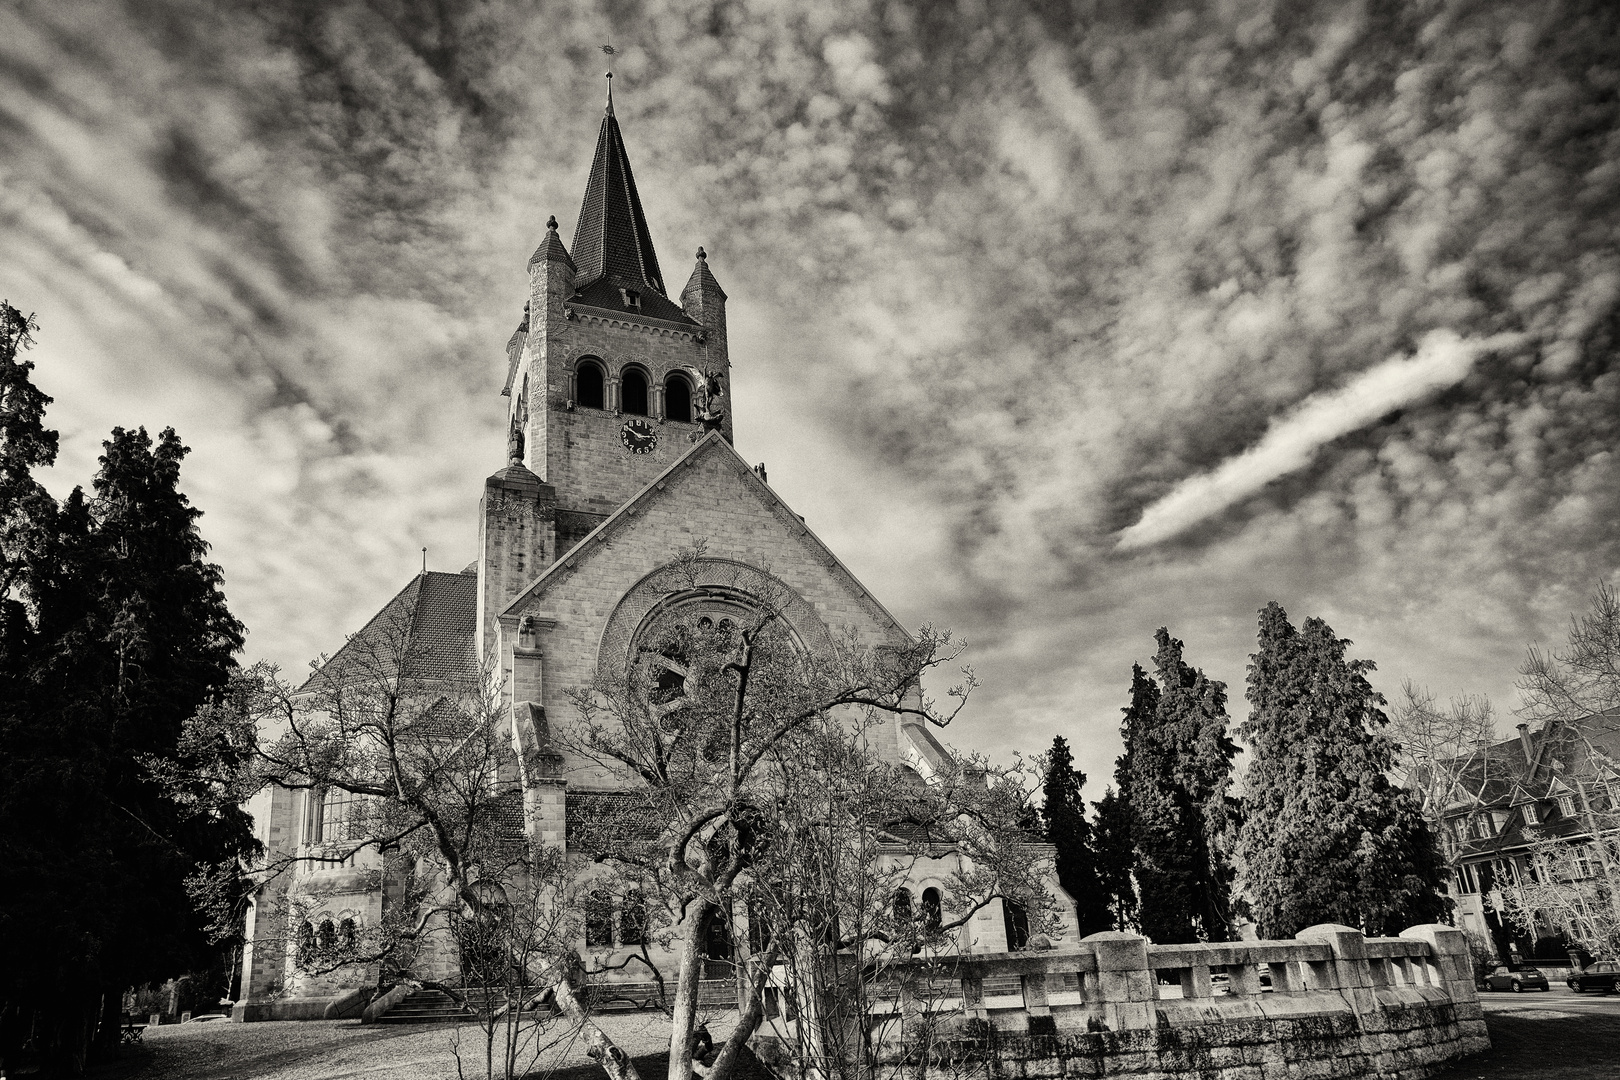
[845,924,1488,1080]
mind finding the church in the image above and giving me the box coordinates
[234,85,1073,1022]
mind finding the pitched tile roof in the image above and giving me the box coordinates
[302,571,478,692]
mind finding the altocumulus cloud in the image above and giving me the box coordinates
[1116,330,1529,551]
[2,0,1617,787]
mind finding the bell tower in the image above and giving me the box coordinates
[479,80,731,656]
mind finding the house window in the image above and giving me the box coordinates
[1558,795,1578,818]
[576,359,606,409]
[1574,844,1597,880]
[665,373,693,422]
[621,368,649,416]
[1523,804,1540,826]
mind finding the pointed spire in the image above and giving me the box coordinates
[571,93,666,297]
[605,71,614,117]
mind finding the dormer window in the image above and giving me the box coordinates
[619,287,641,311]
[1558,794,1578,817]
[1522,804,1540,826]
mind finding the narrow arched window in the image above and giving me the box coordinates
[338,917,358,954]
[921,888,942,933]
[297,921,316,965]
[893,888,913,924]
[318,918,337,953]
[576,360,605,410]
[665,373,693,422]
[621,368,649,416]
[584,889,615,948]
[1002,898,1030,951]
[620,889,647,946]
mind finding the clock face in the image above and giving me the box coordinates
[620,419,657,455]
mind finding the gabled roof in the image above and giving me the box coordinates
[498,431,910,641]
[302,570,478,692]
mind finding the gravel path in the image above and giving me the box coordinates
[95,1011,740,1080]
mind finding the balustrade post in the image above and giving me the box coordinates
[1399,924,1489,1053]
[1081,931,1157,1030]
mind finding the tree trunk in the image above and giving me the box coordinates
[546,955,640,1080]
[667,899,711,1080]
[708,944,778,1080]
[88,985,122,1067]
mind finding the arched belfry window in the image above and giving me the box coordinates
[576,359,605,410]
[665,373,693,423]
[621,367,649,416]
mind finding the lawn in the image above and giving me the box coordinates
[89,1011,749,1080]
[88,999,1614,1080]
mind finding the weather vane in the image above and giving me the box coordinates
[601,42,616,113]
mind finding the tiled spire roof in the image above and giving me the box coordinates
[571,83,667,298]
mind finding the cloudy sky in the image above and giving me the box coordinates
[4,0,1617,794]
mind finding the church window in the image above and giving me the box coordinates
[1002,898,1030,951]
[584,888,615,947]
[317,918,337,954]
[665,373,693,422]
[338,917,358,954]
[620,889,647,946]
[621,367,649,416]
[576,359,606,409]
[297,921,316,965]
[921,887,942,933]
[893,888,913,924]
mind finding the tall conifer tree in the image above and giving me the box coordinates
[1122,632,1238,943]
[1090,788,1136,931]
[1040,735,1110,936]
[0,307,251,1072]
[1237,602,1447,938]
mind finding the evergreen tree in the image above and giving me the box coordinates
[1122,632,1238,943]
[1090,788,1136,930]
[1236,602,1448,939]
[1040,735,1110,936]
[0,307,251,1073]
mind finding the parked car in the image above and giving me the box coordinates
[1567,961,1620,993]
[1480,964,1549,992]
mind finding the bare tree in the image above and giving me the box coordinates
[564,549,1052,1080]
[191,591,641,1080]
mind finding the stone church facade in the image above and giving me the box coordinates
[234,89,1073,1021]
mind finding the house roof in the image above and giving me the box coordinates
[1443,710,1620,859]
[302,570,478,692]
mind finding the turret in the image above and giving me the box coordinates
[682,246,728,360]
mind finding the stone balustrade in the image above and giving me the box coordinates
[856,924,1488,1080]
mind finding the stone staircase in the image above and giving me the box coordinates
[374,988,477,1025]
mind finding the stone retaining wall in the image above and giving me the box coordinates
[863,923,1487,1080]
